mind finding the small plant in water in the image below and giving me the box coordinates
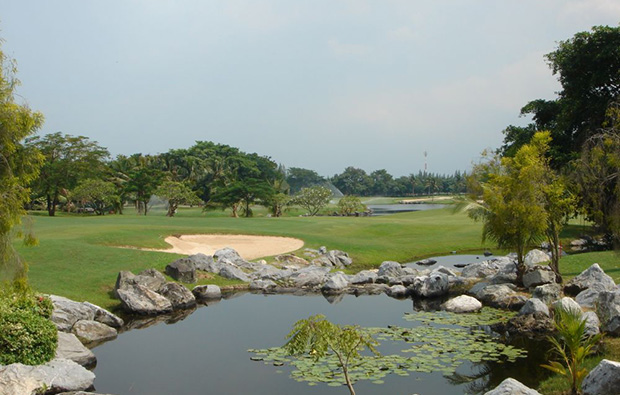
[284,314,379,395]
[541,306,601,395]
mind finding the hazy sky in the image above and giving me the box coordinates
[2,1,619,177]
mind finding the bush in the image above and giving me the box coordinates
[337,195,367,215]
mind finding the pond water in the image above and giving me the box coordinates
[90,292,548,395]
[367,204,447,215]
[405,254,493,271]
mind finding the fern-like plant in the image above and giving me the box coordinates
[541,306,601,394]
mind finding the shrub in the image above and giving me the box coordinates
[337,195,367,216]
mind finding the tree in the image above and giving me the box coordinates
[155,180,202,217]
[27,133,109,216]
[293,186,332,216]
[370,169,394,196]
[72,179,118,215]
[0,46,44,280]
[284,315,378,395]
[337,195,366,216]
[125,154,164,215]
[331,167,372,196]
[286,167,325,194]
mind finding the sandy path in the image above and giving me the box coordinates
[140,234,304,260]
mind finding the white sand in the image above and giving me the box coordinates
[140,234,304,260]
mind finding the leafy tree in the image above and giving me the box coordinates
[155,180,202,217]
[284,315,379,395]
[72,179,118,215]
[27,133,109,216]
[125,154,164,215]
[337,195,366,216]
[0,46,44,280]
[293,186,332,216]
[370,169,394,196]
[331,167,372,196]
[286,167,325,194]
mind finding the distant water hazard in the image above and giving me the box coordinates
[367,204,448,215]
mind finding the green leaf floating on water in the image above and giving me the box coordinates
[248,307,526,388]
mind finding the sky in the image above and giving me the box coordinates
[2,1,619,177]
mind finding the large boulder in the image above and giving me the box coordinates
[441,295,482,313]
[484,378,541,395]
[55,332,96,368]
[72,320,117,345]
[409,272,449,298]
[583,311,601,337]
[288,266,330,288]
[214,247,247,266]
[519,298,550,317]
[249,279,277,291]
[116,284,173,315]
[532,283,562,304]
[350,270,378,284]
[322,272,350,294]
[495,312,555,337]
[576,285,609,309]
[377,261,405,278]
[522,265,557,289]
[252,266,293,282]
[596,289,620,335]
[386,285,408,298]
[158,282,196,309]
[326,250,353,268]
[165,260,196,283]
[115,269,167,294]
[49,295,96,332]
[524,249,550,267]
[564,263,616,296]
[275,254,309,267]
[83,302,124,328]
[461,257,515,279]
[471,284,528,310]
[581,359,620,395]
[186,253,219,272]
[218,264,251,282]
[192,284,222,300]
[553,297,583,316]
[0,359,96,395]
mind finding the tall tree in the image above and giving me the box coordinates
[27,133,109,216]
[0,46,44,280]
[286,167,325,194]
[125,154,164,215]
[156,180,201,217]
[72,179,118,215]
[331,167,372,196]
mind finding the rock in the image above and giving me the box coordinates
[433,266,457,277]
[519,298,550,317]
[57,392,114,395]
[158,282,196,309]
[165,260,196,283]
[72,320,117,345]
[218,264,251,282]
[553,297,583,316]
[522,265,557,288]
[186,253,218,272]
[83,302,124,328]
[0,359,96,395]
[322,272,350,294]
[415,258,437,266]
[386,285,408,298]
[576,286,608,309]
[275,254,309,267]
[581,359,620,395]
[532,283,562,304]
[115,269,166,294]
[377,261,405,278]
[213,247,249,267]
[496,312,555,337]
[249,279,277,291]
[441,295,482,313]
[327,250,353,268]
[484,377,541,395]
[523,249,550,267]
[49,295,96,332]
[583,311,601,337]
[288,266,330,288]
[472,284,528,310]
[410,272,449,298]
[192,284,222,300]
[350,270,378,284]
[461,257,515,279]
[55,332,96,368]
[564,263,616,296]
[252,266,293,282]
[116,284,173,315]
[596,289,620,335]
[318,246,327,254]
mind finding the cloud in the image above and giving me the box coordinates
[328,38,372,57]
[386,26,419,41]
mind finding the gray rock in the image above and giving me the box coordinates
[165,260,196,283]
[472,284,528,310]
[532,283,562,304]
[553,297,583,316]
[377,261,405,278]
[410,272,449,298]
[55,332,96,368]
[214,247,248,266]
[219,264,251,282]
[288,266,330,288]
[318,246,327,254]
[596,289,620,335]
[414,258,437,266]
[275,254,309,267]
[484,377,541,395]
[583,311,601,337]
[49,295,96,332]
[249,279,277,291]
[441,295,482,313]
[576,286,607,309]
[522,265,557,288]
[519,298,550,317]
[115,269,166,294]
[322,272,350,294]
[386,285,408,298]
[116,284,173,315]
[0,359,95,395]
[57,392,115,395]
[350,270,378,284]
[461,258,511,279]
[523,249,550,267]
[192,284,222,300]
[83,302,124,328]
[433,266,457,277]
[581,359,620,395]
[252,266,293,282]
[158,282,197,309]
[564,263,616,296]
[72,320,117,345]
[187,253,218,272]
[327,250,353,268]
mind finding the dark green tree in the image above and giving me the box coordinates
[286,167,325,193]
[331,167,372,196]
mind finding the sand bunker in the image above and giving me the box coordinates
[142,234,304,260]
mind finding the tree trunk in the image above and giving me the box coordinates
[548,229,563,283]
[231,203,238,218]
[167,201,176,217]
[342,365,355,395]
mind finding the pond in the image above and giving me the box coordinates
[367,204,448,215]
[90,292,549,395]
